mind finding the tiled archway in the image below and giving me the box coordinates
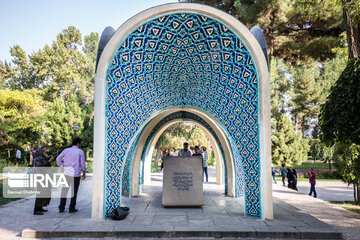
[92,3,272,220]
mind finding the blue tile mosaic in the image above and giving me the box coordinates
[105,12,261,218]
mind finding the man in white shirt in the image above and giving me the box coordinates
[16,148,21,165]
[202,147,209,182]
[178,142,192,157]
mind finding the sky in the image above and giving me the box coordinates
[0,0,177,62]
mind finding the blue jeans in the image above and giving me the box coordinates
[272,174,277,183]
[309,183,317,198]
[203,167,208,182]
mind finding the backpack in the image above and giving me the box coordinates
[111,207,130,220]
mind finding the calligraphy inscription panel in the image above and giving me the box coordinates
[162,156,203,206]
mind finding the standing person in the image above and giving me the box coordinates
[280,164,287,186]
[56,137,87,213]
[16,148,21,165]
[308,168,317,198]
[197,145,203,154]
[292,169,298,191]
[33,147,55,215]
[179,142,192,157]
[160,149,170,171]
[202,147,209,183]
[271,167,278,184]
[287,168,294,189]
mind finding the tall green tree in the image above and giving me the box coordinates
[0,89,46,155]
[1,45,38,90]
[333,142,360,203]
[272,114,309,165]
[289,63,322,137]
[270,58,291,121]
[30,26,95,103]
[183,0,343,64]
[43,97,70,151]
[320,57,360,145]
[341,0,360,59]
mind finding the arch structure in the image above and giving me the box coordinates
[121,110,231,197]
[92,3,272,220]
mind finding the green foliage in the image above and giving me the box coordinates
[289,63,322,136]
[208,150,215,167]
[270,58,291,121]
[333,142,360,202]
[0,89,46,153]
[272,114,309,165]
[185,0,343,63]
[320,57,360,145]
[188,127,208,147]
[0,27,98,157]
[43,97,70,151]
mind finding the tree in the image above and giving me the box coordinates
[333,142,360,203]
[270,58,291,121]
[30,26,95,103]
[43,97,71,151]
[183,0,344,64]
[289,63,322,137]
[272,114,309,165]
[320,57,360,145]
[0,89,46,156]
[341,0,360,59]
[188,127,209,147]
[1,45,38,90]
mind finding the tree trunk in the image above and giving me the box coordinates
[7,149,10,158]
[357,183,360,204]
[342,0,360,60]
[294,115,298,132]
[302,115,306,138]
[328,159,331,171]
[354,184,357,202]
[86,148,92,160]
[264,28,272,67]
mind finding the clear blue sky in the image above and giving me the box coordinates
[0,0,177,62]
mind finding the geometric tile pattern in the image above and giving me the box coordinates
[105,13,260,218]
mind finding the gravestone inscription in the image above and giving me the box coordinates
[162,156,203,207]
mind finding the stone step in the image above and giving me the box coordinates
[22,228,343,239]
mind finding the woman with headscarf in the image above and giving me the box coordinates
[286,168,295,189]
[33,147,55,215]
[292,169,298,191]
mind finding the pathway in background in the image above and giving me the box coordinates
[295,180,354,202]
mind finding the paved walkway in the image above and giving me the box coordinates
[295,181,354,202]
[0,168,358,239]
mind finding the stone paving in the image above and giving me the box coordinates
[295,181,354,202]
[0,168,357,239]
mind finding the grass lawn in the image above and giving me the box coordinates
[274,176,341,182]
[0,179,21,205]
[330,201,360,214]
[275,160,331,170]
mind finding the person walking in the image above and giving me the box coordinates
[280,164,287,186]
[56,137,87,213]
[33,147,55,215]
[178,142,192,157]
[271,167,278,184]
[201,147,209,183]
[287,168,295,189]
[308,168,317,198]
[292,169,298,191]
[16,148,21,165]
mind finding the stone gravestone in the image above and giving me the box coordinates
[162,156,203,207]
